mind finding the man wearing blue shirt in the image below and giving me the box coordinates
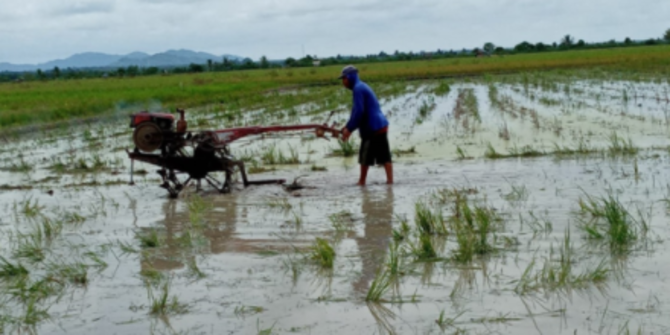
[339,65,394,186]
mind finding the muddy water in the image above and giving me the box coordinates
[1,77,670,334]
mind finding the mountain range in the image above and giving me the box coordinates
[0,49,244,72]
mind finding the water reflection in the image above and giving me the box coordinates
[353,187,394,295]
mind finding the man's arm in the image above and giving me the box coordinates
[343,89,365,139]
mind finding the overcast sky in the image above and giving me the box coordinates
[1,0,668,64]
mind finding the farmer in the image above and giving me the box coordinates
[339,65,393,185]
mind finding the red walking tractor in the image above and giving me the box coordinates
[126,109,340,198]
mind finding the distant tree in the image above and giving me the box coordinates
[117,67,126,77]
[241,58,256,69]
[664,29,670,42]
[222,57,232,70]
[624,37,633,45]
[259,56,269,69]
[144,67,159,75]
[645,38,658,45]
[207,59,213,71]
[494,47,505,55]
[514,41,534,52]
[189,63,204,72]
[535,42,547,51]
[483,42,495,54]
[285,57,297,67]
[126,66,139,77]
[298,55,314,66]
[576,39,586,48]
[36,69,45,80]
[378,51,388,58]
[53,66,61,78]
[561,35,574,48]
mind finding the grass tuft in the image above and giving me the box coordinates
[309,238,335,269]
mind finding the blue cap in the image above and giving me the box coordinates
[338,65,358,79]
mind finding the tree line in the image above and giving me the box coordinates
[2,30,670,83]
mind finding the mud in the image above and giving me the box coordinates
[1,74,669,334]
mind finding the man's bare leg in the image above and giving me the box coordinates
[358,165,370,186]
[384,162,393,184]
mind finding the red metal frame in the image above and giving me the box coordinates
[205,124,340,146]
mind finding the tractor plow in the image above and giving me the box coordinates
[127,109,341,198]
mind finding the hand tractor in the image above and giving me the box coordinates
[126,109,341,198]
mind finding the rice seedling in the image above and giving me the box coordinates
[53,263,89,285]
[484,143,503,159]
[13,231,46,263]
[507,144,544,158]
[410,235,437,260]
[265,197,292,212]
[414,202,447,235]
[504,183,529,203]
[137,229,161,249]
[256,319,276,335]
[365,270,393,302]
[329,211,355,237]
[417,97,436,121]
[186,258,206,279]
[310,164,327,171]
[148,279,188,316]
[330,139,357,157]
[514,230,609,295]
[391,146,416,157]
[7,275,64,305]
[14,198,44,219]
[433,81,451,96]
[309,238,335,269]
[290,211,303,227]
[5,156,32,173]
[186,194,212,227]
[261,145,301,165]
[607,132,638,156]
[392,215,411,242]
[578,193,644,253]
[435,310,465,332]
[18,297,51,326]
[455,145,472,160]
[140,267,164,284]
[0,256,29,278]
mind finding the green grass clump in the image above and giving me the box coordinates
[148,280,188,316]
[138,229,161,249]
[331,139,357,157]
[414,202,447,235]
[607,133,639,156]
[309,238,335,269]
[450,198,498,263]
[433,81,451,96]
[0,257,29,278]
[578,193,646,253]
[515,230,609,295]
[366,270,393,302]
[411,235,437,260]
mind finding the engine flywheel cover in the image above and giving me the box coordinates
[133,122,164,152]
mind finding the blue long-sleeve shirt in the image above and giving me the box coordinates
[344,72,389,139]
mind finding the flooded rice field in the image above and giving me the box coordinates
[2,72,670,334]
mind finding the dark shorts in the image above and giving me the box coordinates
[359,132,392,166]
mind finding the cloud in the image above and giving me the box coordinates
[0,0,669,64]
[50,1,116,16]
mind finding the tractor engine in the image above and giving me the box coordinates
[129,110,187,153]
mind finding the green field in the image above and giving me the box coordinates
[2,45,670,129]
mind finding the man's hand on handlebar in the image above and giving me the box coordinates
[341,127,351,142]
